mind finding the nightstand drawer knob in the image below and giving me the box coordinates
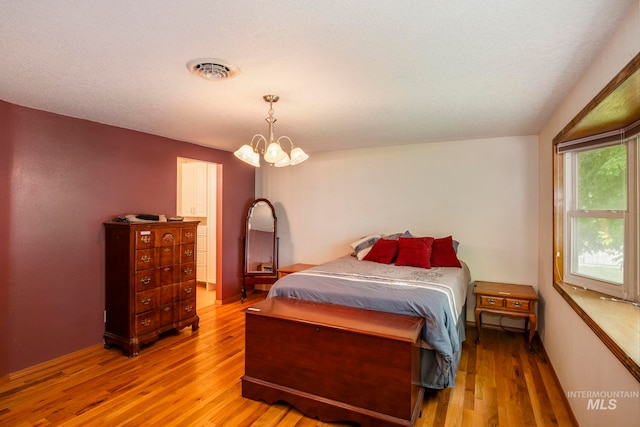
[512,301,522,307]
[488,298,497,305]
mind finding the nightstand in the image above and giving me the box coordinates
[277,263,316,279]
[474,281,539,352]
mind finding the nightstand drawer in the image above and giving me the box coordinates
[506,298,531,312]
[479,295,504,308]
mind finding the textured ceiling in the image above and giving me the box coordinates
[0,1,635,155]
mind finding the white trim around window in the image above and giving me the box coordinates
[561,136,638,302]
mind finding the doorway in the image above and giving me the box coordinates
[176,157,221,309]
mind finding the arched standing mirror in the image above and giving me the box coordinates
[241,198,278,301]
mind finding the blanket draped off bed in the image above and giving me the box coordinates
[267,256,471,389]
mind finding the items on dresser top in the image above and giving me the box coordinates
[103,220,200,356]
[112,214,185,223]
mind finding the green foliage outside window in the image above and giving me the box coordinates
[574,145,626,273]
[577,145,627,210]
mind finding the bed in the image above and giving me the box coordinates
[266,234,471,389]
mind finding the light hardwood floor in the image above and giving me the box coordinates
[0,292,577,426]
[196,285,217,310]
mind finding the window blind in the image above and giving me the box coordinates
[556,119,640,154]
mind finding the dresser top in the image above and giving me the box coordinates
[104,220,200,228]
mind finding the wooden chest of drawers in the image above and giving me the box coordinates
[242,297,424,426]
[104,221,200,356]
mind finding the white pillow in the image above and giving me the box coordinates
[350,234,381,260]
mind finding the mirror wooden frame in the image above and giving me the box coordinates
[241,198,279,302]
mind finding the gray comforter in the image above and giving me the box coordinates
[267,256,471,388]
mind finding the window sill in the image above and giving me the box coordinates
[554,281,640,381]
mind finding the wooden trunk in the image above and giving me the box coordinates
[242,297,424,426]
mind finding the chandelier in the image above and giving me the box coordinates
[234,95,309,167]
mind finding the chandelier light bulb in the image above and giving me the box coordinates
[264,141,287,164]
[289,147,309,165]
[234,144,255,162]
[249,150,261,168]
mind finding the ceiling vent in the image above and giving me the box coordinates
[187,59,240,81]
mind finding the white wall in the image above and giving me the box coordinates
[537,1,640,426]
[258,135,538,322]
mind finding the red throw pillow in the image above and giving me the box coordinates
[431,236,462,267]
[363,238,398,264]
[395,237,434,268]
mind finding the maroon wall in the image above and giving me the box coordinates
[0,100,255,376]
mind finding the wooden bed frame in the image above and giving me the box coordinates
[242,297,425,426]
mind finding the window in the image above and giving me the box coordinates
[561,141,637,299]
[553,54,640,381]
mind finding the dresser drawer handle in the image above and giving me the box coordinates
[140,276,151,285]
[184,268,193,275]
[141,235,152,244]
[184,305,193,313]
[141,318,151,327]
[141,297,151,305]
[488,298,497,305]
[185,232,193,239]
[140,255,151,263]
[164,306,171,312]
[184,249,193,257]
[512,301,522,308]
[184,286,192,294]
